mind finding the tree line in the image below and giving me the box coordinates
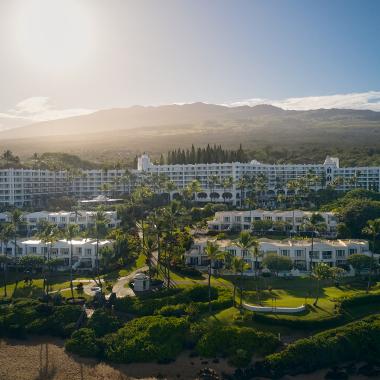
[165,144,248,165]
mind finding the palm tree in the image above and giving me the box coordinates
[164,180,177,202]
[45,224,60,295]
[94,209,109,288]
[235,231,257,306]
[208,175,219,203]
[312,262,331,306]
[232,256,246,308]
[305,213,326,273]
[0,224,14,297]
[362,219,380,293]
[204,240,224,312]
[10,209,24,286]
[221,176,234,203]
[66,224,80,299]
[236,176,248,208]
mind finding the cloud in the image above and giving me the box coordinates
[6,96,95,122]
[228,91,380,111]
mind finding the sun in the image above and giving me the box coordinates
[10,0,96,72]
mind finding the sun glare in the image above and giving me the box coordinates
[10,0,95,72]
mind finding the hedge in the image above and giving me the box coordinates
[102,316,189,363]
[262,315,380,378]
[86,309,123,337]
[114,285,226,316]
[0,299,84,338]
[65,328,100,357]
[196,325,279,360]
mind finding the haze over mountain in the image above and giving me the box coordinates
[1,103,380,163]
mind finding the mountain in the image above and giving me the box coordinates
[1,103,380,163]
[0,103,287,139]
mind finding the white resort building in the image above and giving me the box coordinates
[207,210,338,235]
[0,210,120,233]
[185,237,377,272]
[137,154,380,205]
[1,154,380,206]
[0,238,113,269]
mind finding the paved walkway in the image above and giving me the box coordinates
[111,266,148,298]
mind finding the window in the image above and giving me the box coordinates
[309,251,319,259]
[295,250,304,257]
[322,251,332,260]
[336,250,345,257]
[349,248,357,255]
[281,249,290,256]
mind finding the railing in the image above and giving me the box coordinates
[243,303,306,314]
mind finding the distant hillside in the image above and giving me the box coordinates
[1,103,380,166]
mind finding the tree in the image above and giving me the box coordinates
[329,266,346,285]
[0,254,12,297]
[65,224,80,299]
[362,219,380,293]
[262,254,292,276]
[232,257,248,308]
[304,213,326,272]
[94,208,109,288]
[312,262,331,306]
[347,254,372,277]
[204,241,224,312]
[221,177,234,203]
[0,223,14,297]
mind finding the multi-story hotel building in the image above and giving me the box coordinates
[137,154,380,205]
[1,154,380,207]
[207,210,338,235]
[0,238,113,269]
[0,210,120,233]
[185,237,376,272]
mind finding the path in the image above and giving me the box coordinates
[111,266,148,298]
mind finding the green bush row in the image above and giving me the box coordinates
[65,314,279,366]
[114,285,222,316]
[196,325,279,367]
[0,299,84,338]
[262,315,380,378]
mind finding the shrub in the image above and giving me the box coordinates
[115,285,224,316]
[103,316,189,363]
[65,328,100,357]
[196,325,278,359]
[262,315,380,378]
[87,308,123,337]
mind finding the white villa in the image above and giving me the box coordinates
[207,210,338,235]
[0,210,120,233]
[0,238,113,269]
[1,154,380,206]
[185,237,376,272]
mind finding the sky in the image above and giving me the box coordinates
[0,0,380,128]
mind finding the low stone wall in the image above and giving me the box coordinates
[242,303,306,314]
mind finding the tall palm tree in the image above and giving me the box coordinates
[0,224,14,297]
[362,219,380,293]
[94,209,109,288]
[232,256,246,308]
[204,240,224,312]
[221,176,234,203]
[313,262,331,306]
[305,213,326,273]
[164,180,177,202]
[45,224,60,295]
[11,209,23,257]
[235,231,257,306]
[236,176,248,208]
[66,224,80,299]
[208,175,219,203]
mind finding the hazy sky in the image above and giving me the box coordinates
[0,0,380,126]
